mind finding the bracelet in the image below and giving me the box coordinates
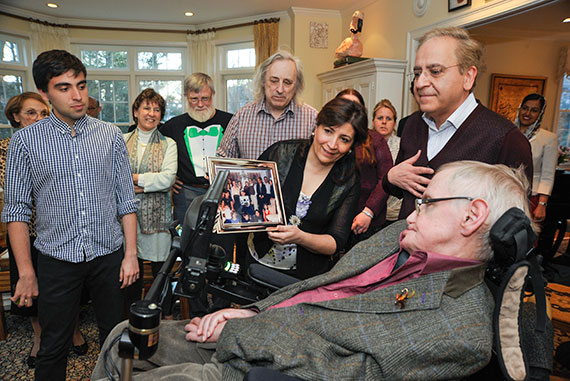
[362,210,373,219]
[538,201,547,206]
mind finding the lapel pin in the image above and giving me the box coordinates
[395,287,416,309]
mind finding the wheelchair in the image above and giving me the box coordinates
[122,171,552,381]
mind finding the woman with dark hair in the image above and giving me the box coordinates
[123,88,177,318]
[248,97,368,279]
[336,90,393,247]
[514,93,557,223]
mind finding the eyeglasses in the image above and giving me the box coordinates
[414,196,474,215]
[407,64,461,81]
[188,96,211,104]
[23,110,49,118]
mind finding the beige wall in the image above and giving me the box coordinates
[473,39,565,132]
[288,9,342,108]
[340,0,497,60]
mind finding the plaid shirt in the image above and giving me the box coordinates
[2,114,139,263]
[217,99,317,159]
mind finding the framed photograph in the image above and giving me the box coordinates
[489,74,547,122]
[448,0,471,12]
[207,157,286,234]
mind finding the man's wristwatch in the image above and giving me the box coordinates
[362,210,373,219]
[538,201,547,206]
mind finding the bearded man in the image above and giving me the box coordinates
[160,73,233,223]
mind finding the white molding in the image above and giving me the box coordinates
[69,39,187,48]
[340,0,377,15]
[195,11,289,30]
[289,7,341,18]
[0,4,288,33]
[317,58,407,82]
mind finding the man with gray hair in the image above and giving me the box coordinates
[217,50,317,160]
[93,160,533,380]
[161,72,233,223]
[87,96,102,118]
[383,26,532,219]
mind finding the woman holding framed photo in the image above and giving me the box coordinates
[249,97,368,279]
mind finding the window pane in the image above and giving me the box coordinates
[82,50,127,69]
[559,75,570,148]
[227,48,255,69]
[1,39,21,64]
[138,52,182,71]
[138,80,182,121]
[87,79,129,124]
[0,73,24,125]
[226,78,253,114]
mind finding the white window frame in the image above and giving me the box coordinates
[86,75,131,125]
[0,33,29,68]
[137,75,185,121]
[79,44,130,71]
[73,44,187,125]
[135,47,185,72]
[1,33,32,128]
[555,73,570,147]
[217,41,256,113]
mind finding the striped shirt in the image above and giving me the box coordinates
[1,113,139,263]
[217,99,317,159]
[423,92,478,160]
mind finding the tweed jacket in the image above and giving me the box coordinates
[215,221,494,380]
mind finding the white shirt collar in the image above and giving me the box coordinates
[421,93,478,132]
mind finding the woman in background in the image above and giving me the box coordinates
[249,97,367,279]
[514,93,558,223]
[3,92,87,366]
[123,89,177,319]
[336,89,392,248]
[371,99,402,227]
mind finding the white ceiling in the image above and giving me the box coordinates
[1,0,359,27]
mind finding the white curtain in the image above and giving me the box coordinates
[186,31,218,107]
[187,31,217,78]
[30,23,71,59]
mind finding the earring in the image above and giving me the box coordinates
[349,149,352,154]
[311,131,315,137]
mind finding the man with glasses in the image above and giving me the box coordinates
[87,96,102,118]
[160,73,233,223]
[217,50,317,160]
[93,160,532,380]
[383,27,532,219]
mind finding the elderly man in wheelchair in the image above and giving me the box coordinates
[92,160,551,380]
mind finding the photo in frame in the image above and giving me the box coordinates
[448,0,471,12]
[489,74,546,122]
[207,157,286,233]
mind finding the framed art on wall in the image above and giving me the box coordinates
[448,0,471,12]
[207,157,286,233]
[489,74,547,122]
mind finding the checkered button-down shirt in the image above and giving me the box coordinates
[217,99,317,159]
[2,114,139,263]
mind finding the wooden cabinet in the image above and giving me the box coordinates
[317,58,407,121]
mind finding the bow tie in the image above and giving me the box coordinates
[186,127,219,138]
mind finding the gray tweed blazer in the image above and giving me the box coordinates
[216,221,494,380]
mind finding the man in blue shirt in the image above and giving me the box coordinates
[2,50,139,380]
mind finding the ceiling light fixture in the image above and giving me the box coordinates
[185,12,194,17]
[46,3,59,8]
[563,17,570,23]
